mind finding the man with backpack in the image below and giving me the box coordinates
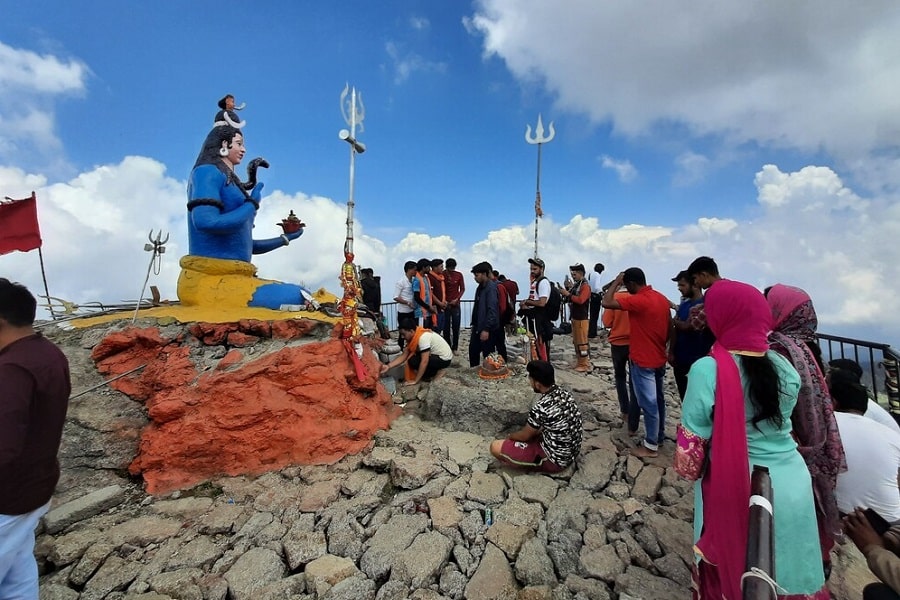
[560,263,592,372]
[519,257,560,362]
[469,262,502,367]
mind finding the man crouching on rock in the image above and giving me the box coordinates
[489,360,583,473]
[381,317,453,386]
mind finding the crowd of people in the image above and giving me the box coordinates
[476,255,900,599]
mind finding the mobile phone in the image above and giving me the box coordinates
[864,508,892,536]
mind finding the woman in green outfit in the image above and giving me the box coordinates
[674,279,828,599]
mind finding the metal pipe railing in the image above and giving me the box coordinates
[818,333,900,404]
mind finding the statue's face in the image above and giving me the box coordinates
[226,133,245,166]
[225,96,235,110]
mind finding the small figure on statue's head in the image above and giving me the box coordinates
[214,94,245,129]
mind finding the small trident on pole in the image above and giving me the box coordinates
[132,230,168,324]
[525,114,555,259]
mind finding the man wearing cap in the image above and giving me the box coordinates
[469,262,501,367]
[489,360,583,473]
[602,267,671,458]
[520,258,553,361]
[670,270,714,400]
[560,263,593,372]
[587,263,605,338]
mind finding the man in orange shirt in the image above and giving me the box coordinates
[602,267,671,458]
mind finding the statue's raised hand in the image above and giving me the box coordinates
[250,182,265,203]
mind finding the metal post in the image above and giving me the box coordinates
[132,230,167,324]
[525,114,555,258]
[744,464,776,600]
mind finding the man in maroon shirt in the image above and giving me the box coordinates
[443,258,466,353]
[602,267,671,458]
[0,279,70,597]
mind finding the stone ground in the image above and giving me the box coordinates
[35,323,875,599]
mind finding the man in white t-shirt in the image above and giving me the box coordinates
[380,317,453,385]
[831,372,900,523]
[829,359,900,434]
[393,261,417,349]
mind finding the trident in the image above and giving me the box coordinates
[337,84,368,377]
[525,114,555,259]
[340,83,366,259]
[132,230,168,324]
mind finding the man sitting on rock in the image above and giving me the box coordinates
[489,360,583,473]
[380,317,453,386]
[830,369,900,525]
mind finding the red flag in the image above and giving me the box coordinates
[0,192,42,255]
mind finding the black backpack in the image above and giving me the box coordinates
[538,277,562,321]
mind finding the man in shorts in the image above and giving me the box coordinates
[489,360,583,473]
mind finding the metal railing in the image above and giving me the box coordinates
[381,300,475,332]
[818,333,900,404]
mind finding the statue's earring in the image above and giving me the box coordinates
[219,143,229,157]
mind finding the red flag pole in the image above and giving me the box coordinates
[37,245,57,320]
[0,191,56,319]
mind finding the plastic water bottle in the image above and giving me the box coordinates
[485,508,493,526]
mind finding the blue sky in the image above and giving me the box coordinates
[2,1,900,348]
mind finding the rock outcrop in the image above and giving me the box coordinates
[85,319,398,493]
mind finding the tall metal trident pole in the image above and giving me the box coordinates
[525,114,555,259]
[337,84,368,377]
[340,83,366,258]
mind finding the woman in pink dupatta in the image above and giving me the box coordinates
[767,283,846,567]
[675,280,828,599]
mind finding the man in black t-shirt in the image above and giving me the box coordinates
[489,361,583,473]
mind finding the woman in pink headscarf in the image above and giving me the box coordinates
[767,283,846,571]
[675,280,828,599]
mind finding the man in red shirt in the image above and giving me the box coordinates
[442,258,466,353]
[602,267,671,458]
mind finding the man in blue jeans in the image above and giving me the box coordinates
[602,267,671,458]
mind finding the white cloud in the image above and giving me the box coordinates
[385,41,448,84]
[599,155,636,182]
[0,40,87,93]
[409,16,430,31]
[673,151,710,187]
[0,41,89,171]
[467,1,900,180]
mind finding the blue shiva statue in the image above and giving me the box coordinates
[176,97,313,310]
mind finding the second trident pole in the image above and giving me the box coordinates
[525,114,555,258]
